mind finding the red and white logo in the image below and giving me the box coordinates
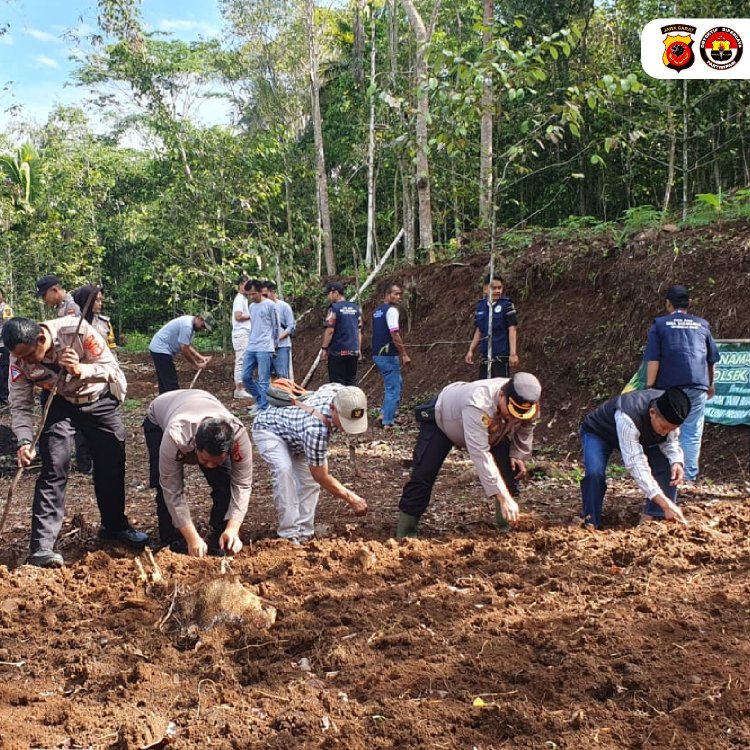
[699,27,743,70]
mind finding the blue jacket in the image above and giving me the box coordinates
[644,311,720,391]
[327,301,361,354]
[473,296,518,358]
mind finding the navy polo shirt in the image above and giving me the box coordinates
[327,301,361,354]
[644,311,720,391]
[473,296,518,357]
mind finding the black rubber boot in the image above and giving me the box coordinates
[396,511,420,539]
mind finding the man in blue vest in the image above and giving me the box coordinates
[372,283,411,428]
[579,387,691,528]
[644,285,720,485]
[320,282,362,386]
[465,274,519,379]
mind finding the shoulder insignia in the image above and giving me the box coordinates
[481,413,491,427]
[231,442,243,463]
[10,364,24,382]
[83,334,104,358]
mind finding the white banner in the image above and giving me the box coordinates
[642,19,749,79]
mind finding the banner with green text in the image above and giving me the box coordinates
[622,341,750,426]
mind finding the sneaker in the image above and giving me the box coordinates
[247,405,260,417]
[234,389,253,399]
[27,549,64,568]
[98,526,150,549]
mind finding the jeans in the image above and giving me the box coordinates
[243,350,273,410]
[253,429,320,541]
[274,347,291,379]
[580,428,677,527]
[679,387,707,481]
[373,355,402,425]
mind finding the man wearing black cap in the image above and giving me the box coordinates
[644,285,720,486]
[35,275,80,318]
[579,387,691,528]
[320,282,362,386]
[396,373,542,538]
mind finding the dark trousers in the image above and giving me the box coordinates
[476,358,509,380]
[151,352,179,394]
[74,430,92,473]
[0,346,9,402]
[143,417,231,543]
[328,353,358,386]
[580,428,677,527]
[32,392,129,552]
[399,420,518,518]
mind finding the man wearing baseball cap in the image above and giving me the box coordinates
[579,386,691,528]
[643,284,720,486]
[396,372,542,538]
[252,383,369,544]
[320,281,362,386]
[36,275,80,318]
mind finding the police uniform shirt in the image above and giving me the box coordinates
[9,318,124,443]
[435,378,535,500]
[149,315,196,357]
[56,294,81,318]
[147,389,253,529]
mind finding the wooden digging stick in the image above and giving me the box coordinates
[188,355,212,389]
[0,286,99,536]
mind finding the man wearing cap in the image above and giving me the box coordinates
[644,285,720,485]
[242,279,279,411]
[321,282,362,386]
[3,316,149,568]
[143,389,253,557]
[148,313,213,394]
[252,384,369,544]
[396,373,541,538]
[231,275,252,399]
[372,282,411,428]
[580,387,691,528]
[35,275,80,318]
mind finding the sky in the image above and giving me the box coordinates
[0,0,229,134]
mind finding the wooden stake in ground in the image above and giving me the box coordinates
[0,287,99,536]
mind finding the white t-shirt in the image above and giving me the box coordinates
[232,293,251,333]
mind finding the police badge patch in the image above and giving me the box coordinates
[661,23,697,72]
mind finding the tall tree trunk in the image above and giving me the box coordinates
[353,0,365,90]
[305,0,336,275]
[478,0,493,228]
[365,4,377,269]
[401,0,439,260]
[663,99,676,213]
[682,79,689,222]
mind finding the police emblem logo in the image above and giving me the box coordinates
[661,24,697,72]
[699,27,743,70]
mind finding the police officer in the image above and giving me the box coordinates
[73,285,117,353]
[465,274,519,379]
[320,282,362,386]
[143,389,253,557]
[644,285,720,485]
[3,316,149,568]
[35,275,80,317]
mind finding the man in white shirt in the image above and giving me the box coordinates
[579,387,691,528]
[231,275,252,399]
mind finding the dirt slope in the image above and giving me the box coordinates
[0,220,749,749]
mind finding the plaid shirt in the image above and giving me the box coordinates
[252,384,343,466]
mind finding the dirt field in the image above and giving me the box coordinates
[1,227,750,749]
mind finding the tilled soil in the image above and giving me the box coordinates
[0,356,749,749]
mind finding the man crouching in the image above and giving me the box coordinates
[396,373,541,538]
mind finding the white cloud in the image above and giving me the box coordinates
[155,18,220,37]
[24,28,61,44]
[35,55,60,69]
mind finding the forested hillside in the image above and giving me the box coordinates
[2,0,750,337]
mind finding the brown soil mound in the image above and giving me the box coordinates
[0,221,749,748]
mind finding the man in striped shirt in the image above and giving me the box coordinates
[579,387,691,528]
[252,384,368,543]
